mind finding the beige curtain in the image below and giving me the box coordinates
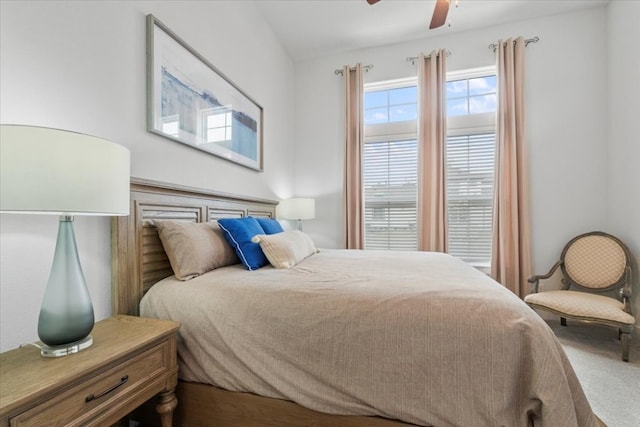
[343,64,365,249]
[417,50,448,252]
[491,37,532,297]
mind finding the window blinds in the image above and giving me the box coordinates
[363,139,417,250]
[446,133,495,263]
[363,134,495,263]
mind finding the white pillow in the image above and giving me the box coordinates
[251,230,317,268]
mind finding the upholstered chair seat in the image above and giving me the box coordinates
[524,231,635,361]
[525,291,635,325]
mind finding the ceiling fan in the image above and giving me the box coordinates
[366,0,451,30]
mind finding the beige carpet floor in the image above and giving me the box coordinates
[548,320,640,427]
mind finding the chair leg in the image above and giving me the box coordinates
[560,317,567,327]
[621,333,630,362]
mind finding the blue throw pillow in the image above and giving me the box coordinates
[218,217,267,270]
[255,217,284,235]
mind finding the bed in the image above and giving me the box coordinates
[112,178,601,427]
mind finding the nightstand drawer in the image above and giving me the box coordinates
[10,341,169,427]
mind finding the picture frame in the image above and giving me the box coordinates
[146,14,263,171]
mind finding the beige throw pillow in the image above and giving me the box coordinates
[252,230,317,269]
[155,220,239,280]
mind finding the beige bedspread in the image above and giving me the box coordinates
[140,249,598,427]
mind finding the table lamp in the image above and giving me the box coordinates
[0,125,130,357]
[278,197,315,231]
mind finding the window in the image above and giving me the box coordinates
[201,106,232,145]
[365,85,417,124]
[364,78,418,250]
[446,75,497,116]
[363,67,496,265]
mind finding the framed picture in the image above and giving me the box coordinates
[147,14,263,171]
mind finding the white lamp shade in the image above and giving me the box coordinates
[278,197,315,220]
[1,125,130,216]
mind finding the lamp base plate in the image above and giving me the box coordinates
[40,335,93,358]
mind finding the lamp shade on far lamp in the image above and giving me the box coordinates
[0,125,130,356]
[278,197,315,230]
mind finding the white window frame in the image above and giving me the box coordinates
[200,105,233,145]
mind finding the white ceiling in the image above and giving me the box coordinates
[253,0,609,61]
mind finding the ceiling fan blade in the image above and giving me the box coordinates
[429,0,450,29]
[367,0,381,4]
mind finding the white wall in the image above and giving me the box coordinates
[0,0,295,352]
[607,1,640,331]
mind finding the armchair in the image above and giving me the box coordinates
[524,231,635,361]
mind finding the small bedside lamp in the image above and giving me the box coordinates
[0,125,130,357]
[278,197,315,231]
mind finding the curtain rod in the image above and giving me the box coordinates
[406,51,451,66]
[334,64,374,76]
[334,36,537,75]
[488,36,539,52]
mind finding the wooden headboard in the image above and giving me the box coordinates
[111,178,277,316]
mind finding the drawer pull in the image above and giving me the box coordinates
[85,375,129,403]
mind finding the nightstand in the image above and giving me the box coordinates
[0,315,180,427]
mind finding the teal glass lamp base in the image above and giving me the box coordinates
[37,216,95,357]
